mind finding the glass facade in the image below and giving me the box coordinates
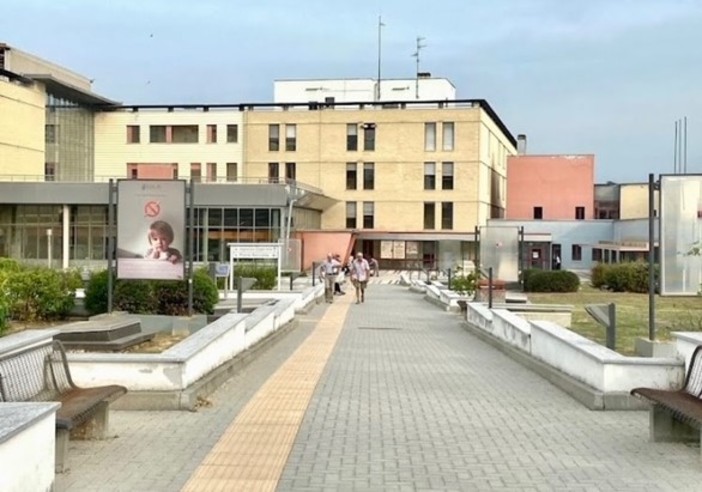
[0,205,285,266]
[45,93,95,182]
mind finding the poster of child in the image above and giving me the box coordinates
[116,180,186,280]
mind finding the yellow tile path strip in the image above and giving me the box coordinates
[182,296,351,492]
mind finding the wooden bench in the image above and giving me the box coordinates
[0,339,127,472]
[631,345,702,449]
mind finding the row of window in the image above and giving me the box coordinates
[117,121,456,152]
[126,162,239,181]
[533,206,587,220]
[126,124,239,144]
[344,162,455,191]
[343,201,454,230]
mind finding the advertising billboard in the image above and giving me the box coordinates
[116,180,186,280]
[660,175,702,295]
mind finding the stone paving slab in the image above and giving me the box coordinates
[54,284,702,491]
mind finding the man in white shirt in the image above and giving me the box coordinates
[319,253,341,303]
[350,252,371,304]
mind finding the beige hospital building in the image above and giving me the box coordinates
[0,42,519,270]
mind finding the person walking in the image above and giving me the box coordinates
[319,253,341,303]
[350,252,371,304]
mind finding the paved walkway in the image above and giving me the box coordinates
[56,284,702,491]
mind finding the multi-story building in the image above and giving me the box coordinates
[0,43,518,271]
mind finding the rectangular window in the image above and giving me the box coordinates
[207,124,217,143]
[150,125,167,143]
[442,122,454,151]
[346,124,358,151]
[425,122,436,151]
[363,162,374,190]
[190,163,202,183]
[346,162,357,190]
[44,162,56,182]
[533,206,543,220]
[572,244,583,261]
[424,162,436,190]
[285,124,297,151]
[592,248,602,262]
[127,164,138,179]
[268,162,279,183]
[363,123,376,151]
[441,202,453,230]
[363,201,374,229]
[207,162,217,182]
[442,162,454,190]
[171,125,199,143]
[269,124,280,151]
[285,162,296,182]
[226,162,238,182]
[346,201,357,229]
[575,206,585,220]
[171,163,179,179]
[227,124,238,143]
[126,125,140,144]
[45,124,58,144]
[423,202,435,229]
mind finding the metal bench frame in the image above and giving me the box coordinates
[0,339,126,472]
[631,344,702,450]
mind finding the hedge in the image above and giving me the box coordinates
[590,262,657,293]
[524,270,580,293]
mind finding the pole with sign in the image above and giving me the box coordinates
[227,243,283,292]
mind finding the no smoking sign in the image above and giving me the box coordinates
[144,201,161,217]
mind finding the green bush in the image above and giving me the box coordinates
[85,268,219,316]
[451,271,478,296]
[232,263,277,290]
[525,270,580,293]
[0,257,22,272]
[84,269,109,315]
[590,262,656,293]
[3,267,80,322]
[521,269,538,290]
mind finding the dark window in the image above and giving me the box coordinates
[346,201,357,228]
[346,163,357,190]
[442,162,454,190]
[269,124,280,151]
[533,206,543,220]
[424,162,436,190]
[268,162,279,183]
[575,206,585,220]
[441,202,453,230]
[572,244,582,261]
[226,162,238,182]
[285,162,296,182]
[190,163,202,183]
[45,162,56,181]
[127,125,140,144]
[592,248,602,262]
[171,164,178,179]
[346,124,358,151]
[150,125,167,143]
[171,125,199,143]
[423,202,435,229]
[227,124,238,143]
[363,163,374,190]
[363,123,375,151]
[363,202,374,229]
[285,124,297,151]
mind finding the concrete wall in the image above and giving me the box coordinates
[620,183,659,220]
[296,231,354,270]
[506,155,595,220]
[0,79,45,179]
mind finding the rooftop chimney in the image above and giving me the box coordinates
[517,134,527,155]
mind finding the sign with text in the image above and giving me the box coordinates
[116,180,186,280]
[228,244,280,259]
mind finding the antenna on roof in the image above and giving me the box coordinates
[376,15,385,102]
[412,36,427,99]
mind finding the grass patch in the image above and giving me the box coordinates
[527,284,702,356]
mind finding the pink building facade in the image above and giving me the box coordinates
[506,155,595,220]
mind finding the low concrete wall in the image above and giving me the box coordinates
[0,403,58,492]
[67,284,323,410]
[463,302,684,410]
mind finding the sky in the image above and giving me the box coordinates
[2,0,702,183]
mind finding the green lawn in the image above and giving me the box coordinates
[526,285,702,355]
